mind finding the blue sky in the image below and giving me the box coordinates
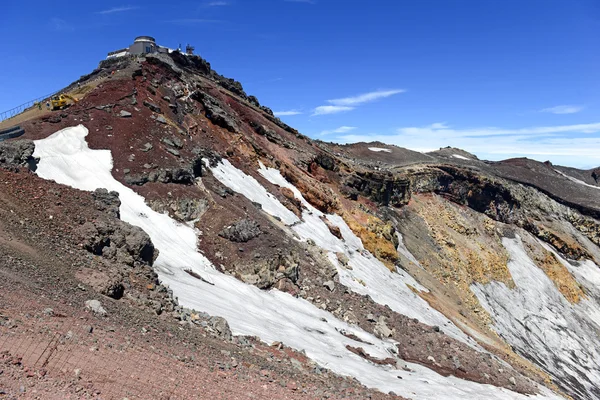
[1,0,600,167]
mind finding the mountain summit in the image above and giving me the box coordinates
[0,48,599,399]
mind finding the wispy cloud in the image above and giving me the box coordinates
[97,6,138,14]
[165,18,223,25]
[328,89,405,106]
[312,89,404,116]
[274,110,302,116]
[335,122,600,167]
[312,106,355,116]
[205,1,230,6]
[284,0,316,3]
[320,126,357,135]
[541,105,584,115]
[49,18,73,31]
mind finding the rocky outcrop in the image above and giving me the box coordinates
[592,168,600,184]
[76,219,157,267]
[349,173,410,207]
[92,188,121,219]
[0,139,37,170]
[149,197,209,222]
[124,165,199,186]
[219,219,262,243]
[76,190,157,267]
[314,153,338,172]
[251,122,282,144]
[238,250,300,291]
[192,91,237,133]
[280,163,339,213]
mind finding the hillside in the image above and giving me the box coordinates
[1,51,600,399]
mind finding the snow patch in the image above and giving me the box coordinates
[368,147,392,153]
[554,169,600,190]
[396,232,423,269]
[33,125,564,399]
[452,154,470,160]
[211,160,483,349]
[472,235,600,400]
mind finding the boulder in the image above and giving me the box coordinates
[92,188,121,219]
[209,316,232,341]
[143,100,161,113]
[219,219,261,242]
[75,218,158,267]
[0,139,37,170]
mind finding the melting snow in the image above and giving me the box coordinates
[33,125,564,399]
[212,160,481,348]
[472,235,600,400]
[368,147,392,153]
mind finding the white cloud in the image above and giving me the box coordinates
[97,6,138,14]
[320,126,357,135]
[49,18,73,31]
[541,105,584,114]
[312,106,355,116]
[274,110,302,116]
[328,89,405,106]
[335,122,600,168]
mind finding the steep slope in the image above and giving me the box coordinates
[1,51,600,399]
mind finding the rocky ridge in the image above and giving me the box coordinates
[1,50,599,399]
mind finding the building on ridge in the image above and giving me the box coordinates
[106,36,193,59]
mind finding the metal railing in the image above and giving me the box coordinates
[0,91,60,123]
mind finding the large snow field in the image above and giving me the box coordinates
[32,125,564,399]
[472,235,600,400]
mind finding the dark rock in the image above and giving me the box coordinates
[215,76,247,100]
[314,153,337,171]
[149,197,209,222]
[131,69,143,79]
[219,219,261,242]
[0,140,37,171]
[143,100,161,113]
[592,168,600,184]
[251,122,282,144]
[125,174,149,186]
[75,218,158,266]
[162,137,183,149]
[209,316,232,341]
[191,92,237,132]
[92,189,121,219]
[248,95,260,107]
[140,143,153,152]
[343,172,410,207]
[260,105,274,116]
